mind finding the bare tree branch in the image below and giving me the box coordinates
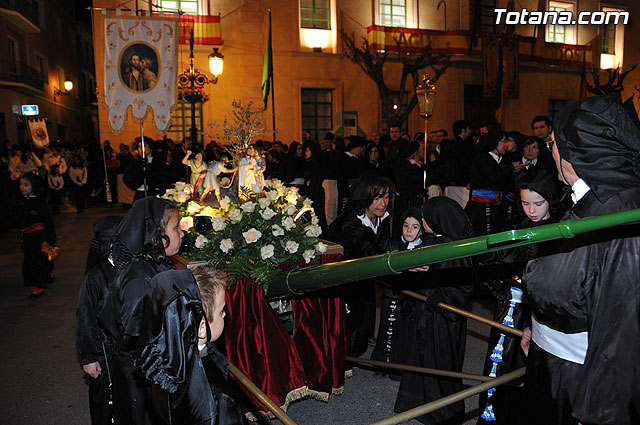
[340,29,451,128]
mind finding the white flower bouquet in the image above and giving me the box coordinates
[169,179,327,289]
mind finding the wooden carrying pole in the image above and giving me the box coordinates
[369,368,526,425]
[227,361,298,425]
[345,357,522,385]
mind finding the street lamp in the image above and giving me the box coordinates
[53,79,73,100]
[178,30,223,147]
[415,73,436,195]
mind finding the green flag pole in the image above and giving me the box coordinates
[262,9,275,143]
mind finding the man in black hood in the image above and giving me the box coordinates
[520,93,640,425]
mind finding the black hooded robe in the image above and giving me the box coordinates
[393,197,474,425]
[133,269,249,425]
[523,93,640,425]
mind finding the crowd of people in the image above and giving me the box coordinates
[3,92,639,424]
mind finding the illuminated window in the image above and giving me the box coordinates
[161,0,198,15]
[546,1,575,44]
[548,6,566,43]
[302,89,333,143]
[601,22,616,54]
[300,0,330,30]
[380,0,406,27]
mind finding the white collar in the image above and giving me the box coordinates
[571,178,590,204]
[345,151,358,158]
[357,211,389,233]
[488,151,501,163]
[522,157,537,167]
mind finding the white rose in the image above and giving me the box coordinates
[311,214,319,225]
[228,209,243,223]
[272,224,285,237]
[266,190,279,201]
[179,216,193,231]
[219,238,234,253]
[243,228,262,244]
[195,235,208,249]
[282,216,295,231]
[219,196,231,211]
[258,197,271,209]
[166,188,178,197]
[285,204,297,216]
[263,179,274,189]
[177,191,189,203]
[260,244,275,260]
[316,241,327,254]
[211,214,226,231]
[305,224,322,237]
[241,201,257,213]
[303,198,313,207]
[261,207,276,220]
[303,249,315,264]
[186,201,202,215]
[175,182,186,192]
[285,240,299,254]
[184,184,193,194]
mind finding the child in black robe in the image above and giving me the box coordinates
[133,268,249,425]
[394,197,474,425]
[477,169,562,424]
[15,173,56,299]
[371,207,425,371]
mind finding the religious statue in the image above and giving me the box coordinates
[200,155,237,202]
[238,147,266,194]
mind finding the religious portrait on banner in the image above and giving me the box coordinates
[120,43,159,92]
[103,14,178,134]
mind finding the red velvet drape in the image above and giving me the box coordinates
[291,253,350,398]
[222,253,349,413]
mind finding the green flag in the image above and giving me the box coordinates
[261,11,273,110]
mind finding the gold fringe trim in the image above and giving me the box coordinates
[307,389,330,402]
[244,385,310,422]
[332,385,345,396]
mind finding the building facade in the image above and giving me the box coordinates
[0,0,97,148]
[93,0,638,146]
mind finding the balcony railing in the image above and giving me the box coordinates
[0,60,44,91]
[0,0,40,27]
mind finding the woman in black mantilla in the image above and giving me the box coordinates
[477,168,562,424]
[327,175,394,357]
[111,196,184,425]
[393,197,474,425]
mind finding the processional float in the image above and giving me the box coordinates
[178,204,640,424]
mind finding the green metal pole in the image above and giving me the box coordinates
[265,208,640,299]
[368,368,526,425]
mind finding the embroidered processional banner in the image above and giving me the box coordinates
[28,118,50,149]
[103,14,178,134]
